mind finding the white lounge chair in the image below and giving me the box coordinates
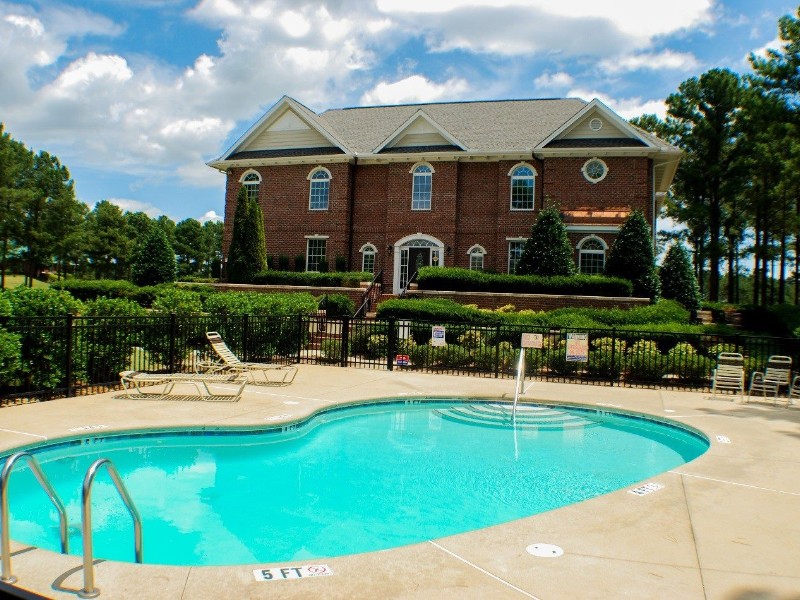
[119,371,248,401]
[788,375,800,406]
[748,355,792,404]
[711,352,744,400]
[201,331,298,386]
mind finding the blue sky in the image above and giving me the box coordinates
[0,0,796,223]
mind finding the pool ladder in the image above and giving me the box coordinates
[0,453,142,598]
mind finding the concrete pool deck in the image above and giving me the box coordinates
[1,365,799,600]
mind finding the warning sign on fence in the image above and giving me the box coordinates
[566,333,588,362]
[431,325,446,347]
[521,333,543,349]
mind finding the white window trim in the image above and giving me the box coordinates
[307,167,331,211]
[305,235,329,272]
[360,243,377,273]
[410,162,434,211]
[508,162,537,212]
[582,157,608,184]
[239,169,261,183]
[507,238,526,274]
[467,244,486,271]
[575,235,608,250]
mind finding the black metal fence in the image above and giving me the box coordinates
[2,313,799,403]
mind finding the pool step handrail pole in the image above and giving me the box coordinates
[512,349,526,424]
[79,458,143,599]
[1,452,70,584]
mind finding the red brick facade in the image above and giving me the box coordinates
[222,156,653,292]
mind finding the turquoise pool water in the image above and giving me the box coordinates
[3,400,708,566]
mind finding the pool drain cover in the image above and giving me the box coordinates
[526,543,563,558]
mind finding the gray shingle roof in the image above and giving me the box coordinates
[318,98,588,154]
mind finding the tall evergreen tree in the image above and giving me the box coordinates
[226,185,267,283]
[659,243,701,311]
[130,223,176,286]
[515,206,576,276]
[605,210,660,300]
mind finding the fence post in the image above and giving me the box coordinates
[610,327,616,387]
[341,316,350,368]
[169,313,176,373]
[296,314,304,363]
[242,314,250,362]
[65,313,74,398]
[494,324,501,378]
[387,317,396,371]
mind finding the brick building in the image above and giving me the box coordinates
[207,96,680,294]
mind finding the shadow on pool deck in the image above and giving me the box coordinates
[1,365,799,599]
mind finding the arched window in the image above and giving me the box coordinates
[467,244,486,271]
[509,164,536,210]
[411,163,433,210]
[308,168,331,210]
[578,237,607,274]
[360,243,377,273]
[240,170,261,203]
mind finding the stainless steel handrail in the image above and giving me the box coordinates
[79,458,142,599]
[1,452,70,584]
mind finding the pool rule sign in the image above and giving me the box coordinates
[253,564,333,581]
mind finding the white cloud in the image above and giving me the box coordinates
[199,210,224,223]
[106,198,163,218]
[749,36,784,61]
[599,50,701,74]
[534,71,573,89]
[279,10,311,38]
[361,75,471,105]
[568,87,668,119]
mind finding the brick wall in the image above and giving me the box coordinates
[222,155,654,285]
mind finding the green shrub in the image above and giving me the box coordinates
[319,294,355,318]
[82,297,147,317]
[151,287,204,315]
[131,224,177,286]
[587,337,627,378]
[0,329,21,383]
[365,334,388,359]
[319,338,342,363]
[605,209,660,301]
[516,206,576,276]
[659,243,701,311]
[546,339,580,376]
[51,279,139,301]
[251,270,370,288]
[203,291,318,317]
[294,255,305,271]
[415,267,632,297]
[278,255,290,270]
[626,340,665,381]
[666,342,710,382]
[376,298,498,324]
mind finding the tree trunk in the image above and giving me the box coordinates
[708,194,721,301]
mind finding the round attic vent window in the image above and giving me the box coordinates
[589,118,603,131]
[582,158,608,183]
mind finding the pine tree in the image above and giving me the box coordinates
[515,206,576,276]
[659,243,701,310]
[604,210,660,300]
[226,185,267,283]
[130,223,176,286]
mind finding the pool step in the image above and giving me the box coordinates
[435,403,599,430]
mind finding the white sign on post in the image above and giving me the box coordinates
[565,333,589,362]
[431,325,446,347]
[521,333,543,349]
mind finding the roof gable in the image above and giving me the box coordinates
[539,99,654,149]
[212,96,349,163]
[373,110,466,153]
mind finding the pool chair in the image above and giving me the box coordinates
[201,331,298,386]
[711,352,745,400]
[748,355,792,404]
[788,375,800,406]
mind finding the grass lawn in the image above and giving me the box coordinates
[1,274,49,289]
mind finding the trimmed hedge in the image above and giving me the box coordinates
[376,298,499,324]
[51,279,160,307]
[251,270,372,288]
[415,267,632,297]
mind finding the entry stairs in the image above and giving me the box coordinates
[434,403,599,430]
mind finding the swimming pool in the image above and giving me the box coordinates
[3,399,708,566]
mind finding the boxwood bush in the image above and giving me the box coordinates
[376,298,498,324]
[415,267,632,297]
[251,271,371,288]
